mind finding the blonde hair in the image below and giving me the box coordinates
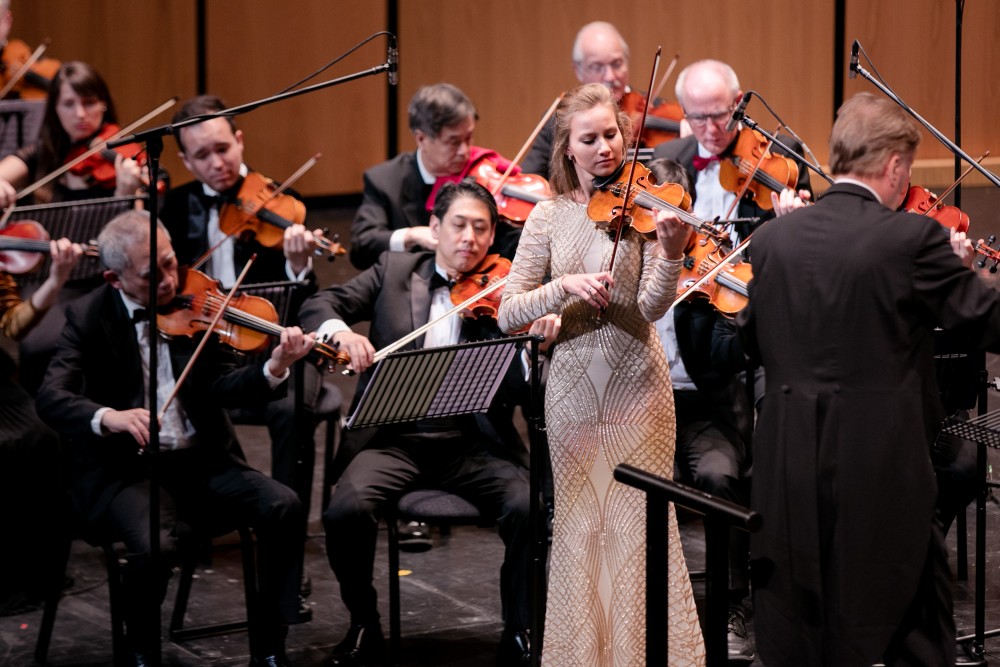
[829,92,920,178]
[548,83,631,196]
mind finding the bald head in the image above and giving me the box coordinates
[572,21,630,101]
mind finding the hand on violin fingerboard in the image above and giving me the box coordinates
[949,228,977,271]
[101,407,152,450]
[770,188,812,218]
[652,208,690,260]
[528,313,561,354]
[283,224,316,276]
[330,330,375,374]
[112,153,143,197]
[267,326,316,377]
[404,226,438,252]
[562,272,614,309]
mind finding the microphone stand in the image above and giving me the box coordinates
[737,113,835,186]
[850,51,1000,189]
[125,55,392,667]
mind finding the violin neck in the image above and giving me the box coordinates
[0,237,51,253]
[253,205,293,231]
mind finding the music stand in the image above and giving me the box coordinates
[0,99,44,159]
[345,334,547,665]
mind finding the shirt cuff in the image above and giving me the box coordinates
[92,407,111,436]
[263,361,289,389]
[285,256,314,282]
[389,228,408,252]
[315,319,351,343]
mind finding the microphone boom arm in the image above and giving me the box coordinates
[853,59,1000,189]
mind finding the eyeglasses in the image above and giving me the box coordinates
[580,58,627,77]
[685,106,735,128]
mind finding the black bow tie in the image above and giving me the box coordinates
[429,272,455,292]
[131,308,149,324]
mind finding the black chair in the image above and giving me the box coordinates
[34,538,130,667]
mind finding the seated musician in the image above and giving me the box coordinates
[349,82,522,269]
[300,181,557,667]
[35,209,313,667]
[159,94,325,606]
[0,234,81,614]
[653,59,813,245]
[521,21,634,179]
[0,60,143,206]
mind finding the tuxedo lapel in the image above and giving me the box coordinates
[410,265,433,349]
[101,290,144,410]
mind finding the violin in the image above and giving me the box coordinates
[469,159,552,225]
[449,253,511,320]
[0,219,97,274]
[902,184,970,233]
[719,127,799,211]
[620,90,683,147]
[158,268,349,366]
[588,160,730,244]
[62,123,166,194]
[0,39,59,100]
[676,232,751,316]
[218,171,346,260]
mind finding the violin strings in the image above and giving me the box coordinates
[736,158,789,194]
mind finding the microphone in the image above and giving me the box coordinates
[849,40,859,79]
[725,91,752,133]
[387,36,398,86]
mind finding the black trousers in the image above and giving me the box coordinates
[102,446,303,655]
[323,436,531,629]
[674,388,751,598]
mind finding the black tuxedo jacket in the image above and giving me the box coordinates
[160,179,317,298]
[300,250,530,476]
[36,284,283,523]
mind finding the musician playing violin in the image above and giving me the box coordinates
[35,210,313,666]
[301,181,557,667]
[160,94,326,607]
[0,61,143,205]
[349,83,523,269]
[653,59,813,244]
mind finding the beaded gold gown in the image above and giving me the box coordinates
[498,198,705,666]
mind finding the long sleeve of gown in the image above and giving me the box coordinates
[498,204,566,333]
[637,244,683,322]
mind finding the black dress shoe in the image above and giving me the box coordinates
[727,606,754,663]
[132,653,150,667]
[397,520,432,553]
[497,627,531,666]
[328,623,386,666]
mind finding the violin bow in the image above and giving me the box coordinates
[606,46,662,280]
[14,97,178,202]
[488,94,564,198]
[0,40,49,99]
[157,254,258,421]
[648,53,680,107]
[190,153,322,272]
[931,151,989,209]
[721,124,782,222]
[341,275,509,375]
[670,234,752,311]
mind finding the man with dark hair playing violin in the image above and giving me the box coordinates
[35,209,314,667]
[160,94,327,610]
[349,82,522,271]
[301,180,557,667]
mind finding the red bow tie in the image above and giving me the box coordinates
[692,154,722,171]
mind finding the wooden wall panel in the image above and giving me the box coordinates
[844,0,1000,185]
[10,1,1000,195]
[13,1,197,182]
[204,1,388,196]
